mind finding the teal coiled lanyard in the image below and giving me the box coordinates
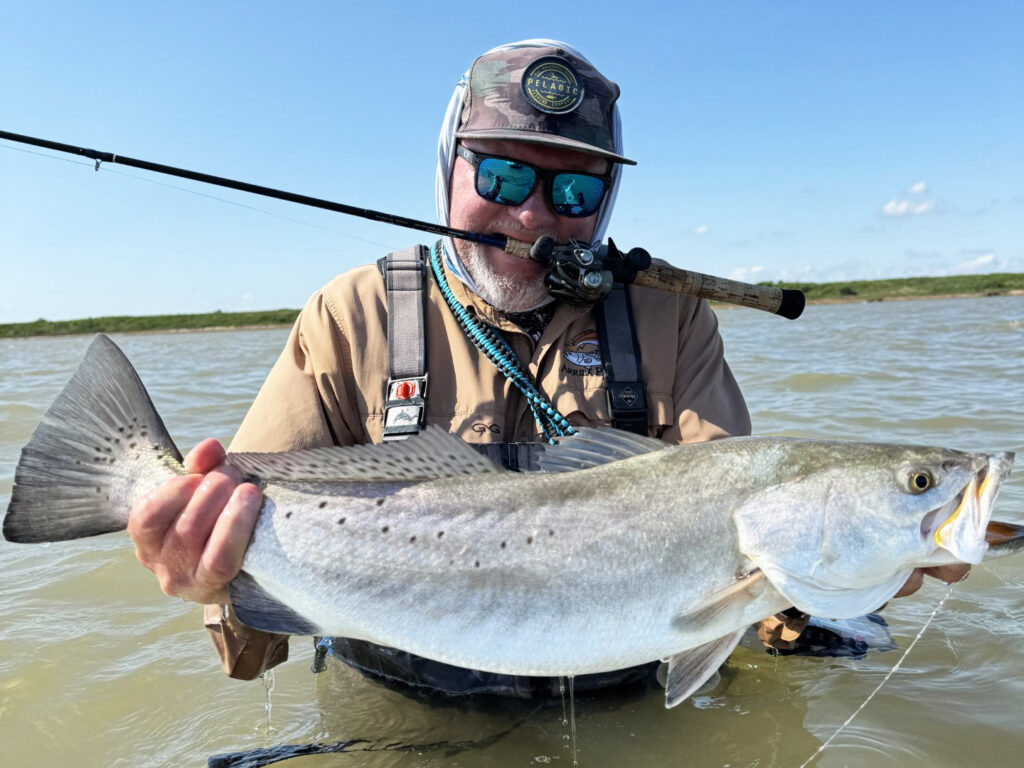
[429,242,576,445]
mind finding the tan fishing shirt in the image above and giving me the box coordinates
[204,252,751,677]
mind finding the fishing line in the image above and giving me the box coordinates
[0,140,400,251]
[797,582,958,768]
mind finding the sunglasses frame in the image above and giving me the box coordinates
[455,145,611,218]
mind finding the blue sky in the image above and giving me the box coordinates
[1,1,1021,323]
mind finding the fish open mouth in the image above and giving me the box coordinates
[919,486,968,543]
[923,452,1015,564]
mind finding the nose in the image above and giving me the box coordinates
[513,183,559,231]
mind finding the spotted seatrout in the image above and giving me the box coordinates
[4,335,1020,707]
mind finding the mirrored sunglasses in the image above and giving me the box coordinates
[456,145,610,218]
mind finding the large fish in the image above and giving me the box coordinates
[3,335,1021,707]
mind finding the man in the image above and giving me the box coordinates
[127,40,966,694]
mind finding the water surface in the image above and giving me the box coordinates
[1,296,1021,767]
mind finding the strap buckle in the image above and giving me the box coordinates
[382,375,429,441]
[605,381,648,435]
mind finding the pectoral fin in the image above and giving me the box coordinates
[661,628,746,708]
[672,568,779,630]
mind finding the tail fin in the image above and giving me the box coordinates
[3,334,182,543]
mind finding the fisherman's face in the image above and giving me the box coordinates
[449,139,607,312]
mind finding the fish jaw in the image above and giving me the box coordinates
[732,442,1012,618]
[929,451,1014,564]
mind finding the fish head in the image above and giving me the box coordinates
[733,441,1014,618]
[922,450,1015,564]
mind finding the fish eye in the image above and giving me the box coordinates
[909,470,934,493]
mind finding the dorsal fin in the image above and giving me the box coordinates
[536,427,668,473]
[227,427,503,482]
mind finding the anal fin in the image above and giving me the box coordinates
[662,628,746,708]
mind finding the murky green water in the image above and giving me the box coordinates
[1,296,1021,767]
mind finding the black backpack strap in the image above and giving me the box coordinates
[376,246,429,441]
[596,282,648,435]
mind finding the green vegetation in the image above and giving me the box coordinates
[2,273,1021,338]
[758,272,1024,303]
[0,309,299,338]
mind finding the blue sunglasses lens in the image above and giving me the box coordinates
[551,173,605,218]
[475,157,536,206]
[465,147,608,218]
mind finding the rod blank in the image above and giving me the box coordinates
[2,129,805,318]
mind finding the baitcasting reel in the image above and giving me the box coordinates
[529,237,653,305]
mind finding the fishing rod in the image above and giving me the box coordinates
[0,129,805,319]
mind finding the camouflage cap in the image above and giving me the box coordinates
[456,46,636,165]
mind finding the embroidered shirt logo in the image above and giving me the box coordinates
[563,331,602,370]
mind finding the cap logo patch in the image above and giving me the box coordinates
[521,57,584,115]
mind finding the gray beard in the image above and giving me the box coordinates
[458,241,552,312]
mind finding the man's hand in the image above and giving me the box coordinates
[757,610,811,650]
[759,565,971,650]
[891,564,970,599]
[127,439,262,605]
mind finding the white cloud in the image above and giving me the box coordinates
[728,265,765,282]
[952,252,997,273]
[882,199,935,218]
[909,181,927,195]
[693,225,710,236]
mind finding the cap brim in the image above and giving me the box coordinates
[455,128,637,166]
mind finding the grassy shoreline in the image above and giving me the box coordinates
[3,274,1022,338]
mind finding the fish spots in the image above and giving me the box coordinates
[409,535,417,543]
[500,541,506,549]
[437,531,444,539]
[318,501,328,509]
[285,511,292,519]
[381,525,390,533]
[129,443,137,449]
[337,517,346,525]
[527,536,533,544]
[376,498,385,507]
[549,530,555,537]
[474,560,480,568]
